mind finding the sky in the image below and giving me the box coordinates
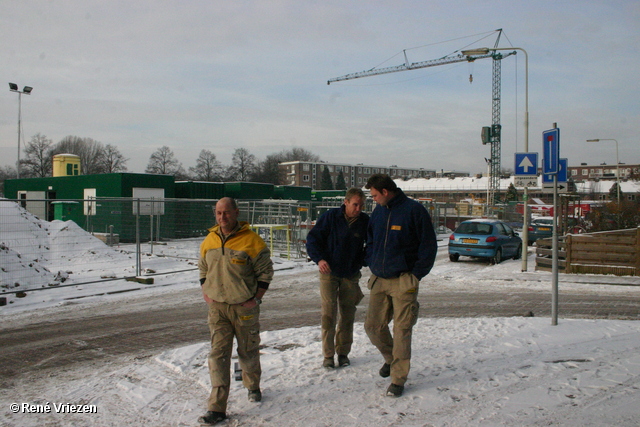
[2,200,640,426]
[1,0,639,176]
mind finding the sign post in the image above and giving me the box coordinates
[543,126,560,326]
[514,152,538,272]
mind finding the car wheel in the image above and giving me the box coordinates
[449,253,459,262]
[527,240,533,246]
[513,244,522,260]
[491,249,502,265]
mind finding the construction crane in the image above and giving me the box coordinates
[328,30,515,210]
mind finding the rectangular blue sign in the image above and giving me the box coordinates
[514,152,538,175]
[543,158,568,183]
[543,128,560,174]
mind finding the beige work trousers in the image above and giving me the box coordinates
[207,300,261,413]
[319,272,364,358]
[364,273,419,386]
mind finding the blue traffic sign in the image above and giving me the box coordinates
[514,152,538,175]
[543,158,568,183]
[543,128,560,174]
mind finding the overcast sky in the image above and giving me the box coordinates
[1,0,639,176]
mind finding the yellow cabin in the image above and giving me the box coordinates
[52,154,81,177]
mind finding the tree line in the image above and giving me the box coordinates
[0,133,335,188]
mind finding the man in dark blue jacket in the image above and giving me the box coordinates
[364,174,437,397]
[306,188,369,369]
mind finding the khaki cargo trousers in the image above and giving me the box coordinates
[207,300,261,413]
[319,272,364,359]
[364,272,419,386]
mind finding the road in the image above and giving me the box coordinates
[1,265,640,386]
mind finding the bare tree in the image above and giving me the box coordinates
[21,133,53,178]
[279,147,320,162]
[146,146,186,177]
[227,148,256,181]
[98,144,128,173]
[252,154,283,184]
[189,149,223,181]
[0,165,17,195]
[252,147,322,184]
[52,136,105,174]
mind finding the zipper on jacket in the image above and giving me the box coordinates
[382,206,391,277]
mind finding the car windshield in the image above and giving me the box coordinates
[533,218,553,226]
[455,222,493,235]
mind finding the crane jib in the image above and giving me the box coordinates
[327,53,494,85]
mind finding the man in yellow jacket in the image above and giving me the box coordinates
[197,197,274,426]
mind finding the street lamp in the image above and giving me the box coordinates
[462,46,529,271]
[9,82,33,179]
[586,138,620,208]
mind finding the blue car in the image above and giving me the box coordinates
[448,219,522,264]
[527,216,554,246]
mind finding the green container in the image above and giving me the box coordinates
[274,185,312,201]
[175,181,225,199]
[4,173,176,242]
[52,201,81,221]
[224,182,274,200]
[311,190,346,201]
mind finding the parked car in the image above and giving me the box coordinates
[504,221,523,232]
[448,219,522,264]
[527,216,554,245]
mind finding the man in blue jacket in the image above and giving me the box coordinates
[306,188,369,369]
[364,174,437,397]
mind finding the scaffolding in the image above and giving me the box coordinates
[239,200,312,259]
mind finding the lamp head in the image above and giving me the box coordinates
[9,82,18,91]
[461,48,490,56]
[23,86,33,94]
[586,139,600,142]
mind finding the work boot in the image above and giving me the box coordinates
[338,355,350,367]
[248,389,262,402]
[323,357,335,368]
[386,383,404,397]
[198,411,226,425]
[379,363,391,378]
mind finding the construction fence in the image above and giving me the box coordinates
[1,196,451,296]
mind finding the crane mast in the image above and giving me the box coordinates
[328,32,515,211]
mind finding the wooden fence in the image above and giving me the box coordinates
[535,227,640,276]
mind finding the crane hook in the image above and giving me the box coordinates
[469,74,473,84]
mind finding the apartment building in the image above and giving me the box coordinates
[568,163,640,181]
[279,161,437,190]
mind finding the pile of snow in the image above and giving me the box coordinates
[0,201,112,291]
[0,200,194,302]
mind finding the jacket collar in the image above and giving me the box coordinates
[209,221,249,236]
[386,188,408,209]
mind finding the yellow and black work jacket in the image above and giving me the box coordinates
[199,221,274,305]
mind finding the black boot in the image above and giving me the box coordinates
[198,411,226,425]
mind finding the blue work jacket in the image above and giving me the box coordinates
[366,189,437,280]
[306,205,369,279]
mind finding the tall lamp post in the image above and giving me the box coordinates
[9,83,33,179]
[461,46,529,270]
[587,138,620,215]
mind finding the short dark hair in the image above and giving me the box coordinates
[345,187,365,201]
[365,174,397,193]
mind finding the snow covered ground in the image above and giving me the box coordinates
[2,204,640,426]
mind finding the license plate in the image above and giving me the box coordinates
[462,238,479,244]
[538,227,551,231]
